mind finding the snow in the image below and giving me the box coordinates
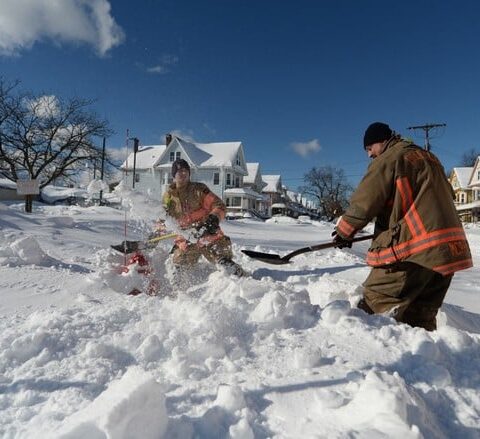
[1,197,480,438]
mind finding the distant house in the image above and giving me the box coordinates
[225,162,268,218]
[122,135,248,203]
[261,175,283,217]
[449,167,473,205]
[449,159,480,222]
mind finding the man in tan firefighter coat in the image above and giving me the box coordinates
[334,122,472,330]
[163,158,244,278]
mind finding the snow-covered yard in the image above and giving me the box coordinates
[1,196,479,438]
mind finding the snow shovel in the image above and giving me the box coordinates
[111,233,177,254]
[241,234,374,265]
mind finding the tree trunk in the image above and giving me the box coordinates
[25,195,33,213]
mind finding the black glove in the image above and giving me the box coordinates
[204,214,220,235]
[332,231,353,249]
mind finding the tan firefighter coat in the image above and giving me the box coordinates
[162,181,227,249]
[336,137,472,276]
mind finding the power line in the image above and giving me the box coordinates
[407,123,446,152]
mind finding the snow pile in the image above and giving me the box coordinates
[55,367,167,439]
[0,200,479,438]
[0,235,53,266]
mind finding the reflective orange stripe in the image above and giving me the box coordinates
[396,177,426,237]
[433,259,473,275]
[203,192,225,220]
[178,190,225,228]
[367,227,468,266]
[337,217,356,238]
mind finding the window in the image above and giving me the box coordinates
[460,193,465,203]
[235,176,240,188]
[226,173,231,186]
[176,151,181,160]
[232,197,241,207]
[169,151,175,162]
[236,154,241,166]
[213,173,219,185]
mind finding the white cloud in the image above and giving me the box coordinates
[0,0,125,57]
[146,55,179,75]
[26,95,60,118]
[291,139,321,157]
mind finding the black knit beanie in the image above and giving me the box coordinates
[363,122,393,148]
[171,158,190,177]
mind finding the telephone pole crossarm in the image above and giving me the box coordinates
[407,123,446,151]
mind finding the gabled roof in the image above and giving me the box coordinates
[121,145,166,170]
[244,163,258,184]
[178,138,244,167]
[157,137,248,174]
[0,178,17,190]
[467,156,480,188]
[262,175,282,193]
[244,163,263,185]
[451,167,473,189]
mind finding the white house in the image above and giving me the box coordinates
[448,158,480,222]
[224,162,268,218]
[449,167,473,205]
[262,175,283,217]
[122,135,248,203]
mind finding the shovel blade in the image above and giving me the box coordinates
[241,249,290,265]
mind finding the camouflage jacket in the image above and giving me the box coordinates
[336,137,472,276]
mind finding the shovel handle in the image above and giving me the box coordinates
[283,233,374,261]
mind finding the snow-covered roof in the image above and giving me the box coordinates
[244,163,260,184]
[452,167,473,189]
[456,200,480,211]
[262,175,282,193]
[0,179,17,190]
[40,185,89,203]
[177,138,244,168]
[121,145,166,170]
[224,187,264,199]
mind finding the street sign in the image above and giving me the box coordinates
[16,179,40,195]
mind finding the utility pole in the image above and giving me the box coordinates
[407,123,446,151]
[132,137,139,189]
[99,137,106,204]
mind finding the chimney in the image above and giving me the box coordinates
[166,133,172,146]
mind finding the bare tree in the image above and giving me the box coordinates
[460,148,479,167]
[0,79,113,210]
[299,166,352,221]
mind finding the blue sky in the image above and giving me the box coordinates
[1,0,480,189]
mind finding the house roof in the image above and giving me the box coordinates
[121,145,166,170]
[244,163,260,184]
[153,137,247,176]
[262,175,282,193]
[0,179,17,190]
[224,187,264,199]
[176,138,244,168]
[452,167,474,189]
[468,156,480,188]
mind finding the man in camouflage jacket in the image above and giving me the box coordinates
[334,122,472,330]
[163,159,244,276]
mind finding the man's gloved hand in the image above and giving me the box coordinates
[332,231,353,249]
[204,214,220,235]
